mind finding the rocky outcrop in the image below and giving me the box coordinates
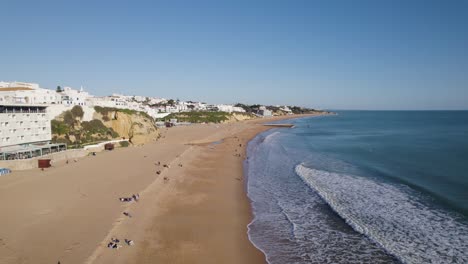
[93,110,159,145]
[225,113,256,122]
[52,106,159,146]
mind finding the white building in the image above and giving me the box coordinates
[0,104,51,148]
[0,82,60,105]
[0,82,68,160]
[279,106,293,114]
[258,106,272,117]
[132,95,148,102]
[59,86,90,106]
[88,95,129,109]
[216,104,246,113]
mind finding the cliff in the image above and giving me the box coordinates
[226,112,257,122]
[51,106,159,147]
[93,109,159,145]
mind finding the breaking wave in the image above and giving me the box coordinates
[295,164,468,263]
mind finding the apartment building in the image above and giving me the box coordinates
[0,104,51,148]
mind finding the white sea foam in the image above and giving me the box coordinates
[261,131,281,144]
[296,164,468,264]
[246,132,396,264]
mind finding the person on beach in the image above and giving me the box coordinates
[123,212,132,217]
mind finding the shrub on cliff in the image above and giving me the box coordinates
[63,111,74,126]
[119,141,130,147]
[51,120,70,135]
[71,105,84,119]
[94,106,154,122]
[166,111,230,123]
[81,119,120,138]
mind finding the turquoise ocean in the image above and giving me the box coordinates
[246,111,468,263]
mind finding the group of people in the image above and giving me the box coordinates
[107,237,134,249]
[109,194,139,250]
[119,194,139,202]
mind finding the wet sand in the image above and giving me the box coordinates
[0,114,323,264]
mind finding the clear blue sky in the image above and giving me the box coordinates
[1,0,467,110]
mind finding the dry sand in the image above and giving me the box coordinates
[0,114,322,264]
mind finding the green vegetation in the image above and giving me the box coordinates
[119,141,130,147]
[234,103,262,113]
[71,105,84,119]
[51,117,120,148]
[94,106,154,121]
[51,120,69,135]
[165,111,231,123]
[81,119,119,138]
[62,105,85,126]
[167,99,175,106]
[63,111,74,126]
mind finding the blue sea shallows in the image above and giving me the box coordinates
[246,111,468,264]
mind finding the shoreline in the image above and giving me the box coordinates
[0,113,327,264]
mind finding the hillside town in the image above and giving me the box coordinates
[0,81,319,163]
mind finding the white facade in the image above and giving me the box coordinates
[46,104,95,121]
[0,82,60,105]
[1,81,40,89]
[0,105,51,148]
[132,96,147,102]
[89,94,132,109]
[279,106,293,114]
[59,86,90,106]
[258,106,272,117]
[216,104,246,113]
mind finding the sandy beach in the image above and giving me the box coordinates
[0,115,320,264]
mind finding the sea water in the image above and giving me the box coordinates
[246,111,468,264]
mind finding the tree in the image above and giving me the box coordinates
[51,120,69,135]
[167,99,175,106]
[56,86,62,93]
[71,105,84,119]
[63,111,74,126]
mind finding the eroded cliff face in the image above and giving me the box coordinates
[226,113,256,122]
[93,111,159,145]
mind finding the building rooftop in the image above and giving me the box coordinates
[0,87,34,91]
